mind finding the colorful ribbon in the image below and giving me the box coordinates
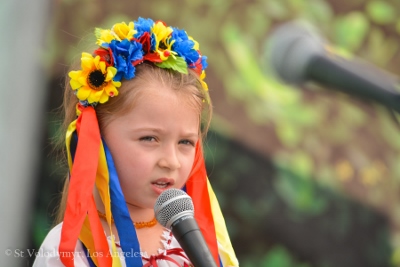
[60,106,111,267]
[59,105,238,266]
[104,141,142,266]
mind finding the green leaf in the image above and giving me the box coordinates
[261,246,293,267]
[156,56,188,74]
[304,0,333,23]
[275,122,302,148]
[273,163,328,216]
[291,151,315,178]
[366,1,396,25]
[263,0,289,20]
[333,12,369,51]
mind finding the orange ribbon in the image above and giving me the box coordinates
[59,106,111,267]
[185,142,220,266]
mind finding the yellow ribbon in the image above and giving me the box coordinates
[65,118,121,267]
[207,179,239,266]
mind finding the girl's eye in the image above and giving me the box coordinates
[140,136,156,142]
[179,139,195,146]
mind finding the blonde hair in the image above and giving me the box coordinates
[54,62,212,224]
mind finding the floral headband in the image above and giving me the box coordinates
[68,17,208,105]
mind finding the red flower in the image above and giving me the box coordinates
[134,32,161,65]
[94,48,114,67]
[189,57,203,76]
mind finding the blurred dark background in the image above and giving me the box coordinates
[17,0,400,266]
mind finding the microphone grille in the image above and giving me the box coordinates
[154,188,194,228]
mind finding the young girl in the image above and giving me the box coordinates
[33,17,239,267]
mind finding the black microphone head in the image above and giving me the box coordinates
[268,21,325,84]
[154,188,194,228]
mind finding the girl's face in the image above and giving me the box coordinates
[102,83,200,210]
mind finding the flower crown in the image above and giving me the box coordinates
[68,17,208,105]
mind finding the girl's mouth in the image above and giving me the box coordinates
[153,181,169,188]
[151,178,175,193]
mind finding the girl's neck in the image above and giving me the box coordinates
[93,189,156,223]
[125,202,156,223]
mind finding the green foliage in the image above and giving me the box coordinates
[366,1,396,25]
[333,12,369,51]
[260,246,312,267]
[274,165,327,216]
[157,56,188,74]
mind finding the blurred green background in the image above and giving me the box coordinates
[32,0,400,266]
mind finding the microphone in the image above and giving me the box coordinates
[268,22,400,113]
[154,188,218,267]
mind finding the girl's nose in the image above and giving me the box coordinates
[157,144,181,170]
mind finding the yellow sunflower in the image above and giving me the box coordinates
[69,52,121,104]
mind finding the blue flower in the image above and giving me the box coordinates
[150,32,157,52]
[183,49,200,65]
[171,28,199,64]
[171,28,189,42]
[109,39,143,81]
[201,55,208,70]
[134,17,154,39]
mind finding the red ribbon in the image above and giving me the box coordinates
[185,142,220,266]
[59,106,111,267]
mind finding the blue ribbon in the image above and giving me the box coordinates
[103,140,143,266]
